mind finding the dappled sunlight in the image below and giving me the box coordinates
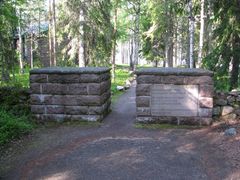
[91,148,145,167]
[41,170,74,180]
[176,143,195,154]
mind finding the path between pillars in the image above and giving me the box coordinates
[0,84,238,180]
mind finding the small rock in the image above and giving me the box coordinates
[229,90,240,96]
[227,96,235,104]
[224,128,237,136]
[222,106,234,116]
[221,113,237,120]
[215,99,228,106]
[116,86,124,91]
[234,108,240,116]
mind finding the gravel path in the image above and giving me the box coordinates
[0,84,239,180]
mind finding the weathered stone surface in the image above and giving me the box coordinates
[30,94,44,104]
[199,85,214,97]
[30,67,111,122]
[31,105,45,114]
[199,97,213,108]
[222,106,234,116]
[48,74,80,83]
[161,76,185,85]
[136,84,151,96]
[88,83,101,95]
[30,74,48,83]
[184,76,213,85]
[136,96,150,107]
[151,84,199,117]
[227,96,235,104]
[234,108,240,116]
[30,83,41,94]
[30,67,110,74]
[136,68,213,76]
[33,114,103,122]
[199,108,213,117]
[89,106,103,115]
[137,75,158,84]
[68,84,88,95]
[42,84,68,95]
[215,99,228,106]
[46,105,65,114]
[221,113,237,120]
[65,106,88,115]
[101,79,111,94]
[225,128,237,136]
[80,74,101,83]
[136,107,151,116]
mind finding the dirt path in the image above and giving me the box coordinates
[0,84,239,180]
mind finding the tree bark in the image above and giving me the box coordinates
[52,0,57,66]
[230,34,240,90]
[17,9,24,73]
[78,8,85,67]
[197,0,205,68]
[111,3,118,82]
[189,0,195,68]
[48,0,53,67]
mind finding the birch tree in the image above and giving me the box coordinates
[188,0,195,68]
[197,0,205,67]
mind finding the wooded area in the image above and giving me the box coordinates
[1,0,240,90]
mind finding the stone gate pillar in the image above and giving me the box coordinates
[30,67,111,122]
[136,68,214,125]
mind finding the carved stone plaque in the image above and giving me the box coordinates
[151,84,199,117]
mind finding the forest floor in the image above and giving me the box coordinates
[0,84,240,180]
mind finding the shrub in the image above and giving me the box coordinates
[0,108,33,145]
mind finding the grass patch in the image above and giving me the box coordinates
[0,108,33,146]
[134,123,202,130]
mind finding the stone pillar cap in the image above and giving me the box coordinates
[30,67,111,74]
[136,68,213,76]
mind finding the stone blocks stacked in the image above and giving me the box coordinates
[30,67,111,122]
[136,68,214,126]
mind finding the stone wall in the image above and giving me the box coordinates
[136,68,214,126]
[30,67,111,122]
[213,91,240,120]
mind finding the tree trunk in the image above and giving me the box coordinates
[112,4,118,82]
[133,2,140,71]
[52,0,57,66]
[79,8,85,67]
[129,37,134,71]
[189,0,195,68]
[230,34,240,90]
[30,32,34,69]
[48,0,53,67]
[197,0,205,68]
[18,9,24,74]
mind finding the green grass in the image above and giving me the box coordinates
[134,123,202,130]
[111,68,132,95]
[0,108,33,146]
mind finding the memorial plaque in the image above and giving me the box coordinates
[151,84,199,117]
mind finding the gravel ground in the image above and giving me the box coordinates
[0,85,240,180]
